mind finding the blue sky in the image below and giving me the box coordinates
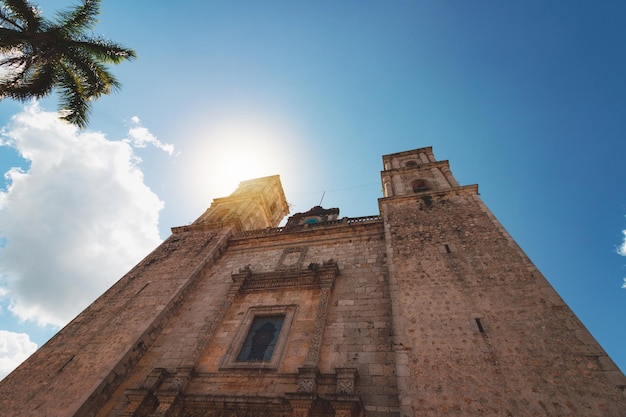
[0,1,625,378]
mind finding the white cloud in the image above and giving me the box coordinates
[0,104,166,327]
[618,230,626,257]
[126,116,174,155]
[0,330,37,380]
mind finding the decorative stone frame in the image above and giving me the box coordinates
[276,247,308,270]
[220,305,297,370]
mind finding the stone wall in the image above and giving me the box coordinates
[94,220,399,417]
[381,187,626,417]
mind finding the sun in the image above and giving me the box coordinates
[179,116,300,215]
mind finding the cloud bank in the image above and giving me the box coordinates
[0,104,172,327]
[0,330,37,380]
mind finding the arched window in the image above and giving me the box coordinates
[412,179,429,193]
[405,160,418,168]
[237,315,285,362]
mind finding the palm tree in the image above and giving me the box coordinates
[0,0,136,128]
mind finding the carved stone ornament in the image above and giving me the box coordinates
[297,378,316,394]
[276,247,308,270]
[329,400,363,417]
[335,368,358,395]
[296,365,319,393]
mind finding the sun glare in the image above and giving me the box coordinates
[179,117,300,215]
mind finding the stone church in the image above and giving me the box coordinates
[1,147,625,417]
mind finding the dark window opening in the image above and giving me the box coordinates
[444,244,451,253]
[237,315,285,361]
[405,160,418,168]
[412,179,429,193]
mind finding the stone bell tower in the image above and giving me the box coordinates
[379,147,626,416]
[380,147,460,197]
[192,175,289,231]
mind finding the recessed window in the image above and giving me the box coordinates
[405,160,418,168]
[221,305,296,370]
[237,315,285,362]
[412,179,429,193]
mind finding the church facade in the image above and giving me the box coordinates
[1,147,625,416]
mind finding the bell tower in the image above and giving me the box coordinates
[192,175,289,231]
[379,147,626,416]
[380,146,460,197]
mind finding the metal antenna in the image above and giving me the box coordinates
[319,191,326,206]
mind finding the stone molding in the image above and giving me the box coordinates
[231,259,339,293]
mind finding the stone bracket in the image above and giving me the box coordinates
[296,365,320,394]
[335,367,358,395]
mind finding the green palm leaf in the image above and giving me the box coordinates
[0,0,135,128]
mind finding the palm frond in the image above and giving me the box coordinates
[55,0,99,35]
[0,0,42,31]
[0,0,134,127]
[1,61,53,99]
[55,61,90,128]
[0,53,32,98]
[63,48,119,96]
[71,37,136,63]
[0,27,29,48]
[0,6,23,30]
[0,53,27,68]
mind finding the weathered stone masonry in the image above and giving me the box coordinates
[1,148,624,417]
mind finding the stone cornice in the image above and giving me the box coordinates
[380,159,451,174]
[231,216,382,241]
[378,184,479,205]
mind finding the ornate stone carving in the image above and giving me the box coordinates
[304,261,338,366]
[306,288,331,365]
[336,379,354,395]
[276,247,308,270]
[165,367,194,392]
[231,258,338,294]
[287,396,314,417]
[152,394,177,416]
[121,390,148,416]
[297,378,315,393]
[335,368,358,395]
[178,395,297,417]
[329,400,362,417]
[296,366,319,393]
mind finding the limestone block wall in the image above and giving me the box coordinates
[381,187,626,417]
[0,227,231,417]
[95,221,399,417]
